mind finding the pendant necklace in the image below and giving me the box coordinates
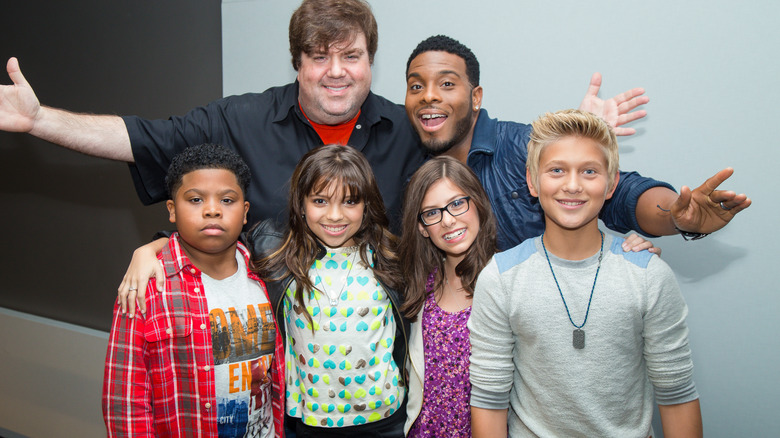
[540,231,603,350]
[314,246,358,306]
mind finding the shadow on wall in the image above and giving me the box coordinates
[659,238,747,283]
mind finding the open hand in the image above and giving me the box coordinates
[0,57,41,133]
[579,72,649,136]
[671,167,751,234]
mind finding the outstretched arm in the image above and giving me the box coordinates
[636,168,751,236]
[578,72,648,136]
[1,57,133,161]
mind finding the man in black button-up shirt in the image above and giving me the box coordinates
[0,0,426,229]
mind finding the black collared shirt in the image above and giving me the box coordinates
[125,82,426,230]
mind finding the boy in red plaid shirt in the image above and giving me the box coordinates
[102,144,285,437]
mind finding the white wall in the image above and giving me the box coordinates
[224,0,778,435]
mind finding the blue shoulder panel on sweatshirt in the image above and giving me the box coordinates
[609,237,653,268]
[495,239,537,274]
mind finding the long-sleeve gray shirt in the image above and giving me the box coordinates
[469,234,698,437]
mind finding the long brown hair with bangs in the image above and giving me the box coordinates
[254,145,400,326]
[399,157,497,321]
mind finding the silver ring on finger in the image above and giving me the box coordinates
[128,286,137,291]
[719,201,731,211]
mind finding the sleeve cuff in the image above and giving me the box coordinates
[469,386,511,410]
[654,376,699,405]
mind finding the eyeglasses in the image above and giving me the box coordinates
[418,196,471,226]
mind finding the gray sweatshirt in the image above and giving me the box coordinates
[469,234,698,437]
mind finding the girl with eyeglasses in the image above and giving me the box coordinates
[398,156,498,437]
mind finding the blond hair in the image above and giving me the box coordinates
[526,109,619,189]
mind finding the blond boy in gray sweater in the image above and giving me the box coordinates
[469,110,702,438]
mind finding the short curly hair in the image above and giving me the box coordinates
[165,144,251,199]
[406,35,480,87]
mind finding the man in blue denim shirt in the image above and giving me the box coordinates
[405,35,750,251]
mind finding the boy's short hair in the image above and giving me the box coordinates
[526,109,619,189]
[407,35,480,87]
[165,144,251,199]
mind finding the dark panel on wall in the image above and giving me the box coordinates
[0,1,222,330]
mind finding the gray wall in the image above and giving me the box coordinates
[0,0,775,435]
[0,1,221,436]
[0,0,222,330]
[0,309,108,437]
[223,0,779,436]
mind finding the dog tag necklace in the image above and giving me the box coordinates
[541,231,603,350]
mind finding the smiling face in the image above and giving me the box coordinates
[304,180,365,248]
[405,51,483,156]
[167,168,249,261]
[417,178,481,264]
[527,136,619,235]
[297,32,372,125]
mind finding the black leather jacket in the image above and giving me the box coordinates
[246,219,410,385]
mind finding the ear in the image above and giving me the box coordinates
[166,200,176,224]
[243,201,250,225]
[472,86,484,112]
[417,222,430,238]
[526,168,539,198]
[605,172,620,200]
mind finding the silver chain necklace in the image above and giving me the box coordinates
[313,247,359,307]
[541,231,604,349]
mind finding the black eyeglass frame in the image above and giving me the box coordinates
[418,196,472,226]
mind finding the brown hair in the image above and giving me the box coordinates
[289,0,378,70]
[399,156,497,320]
[253,145,399,327]
[527,109,620,190]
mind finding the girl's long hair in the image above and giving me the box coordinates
[399,156,497,320]
[253,145,400,326]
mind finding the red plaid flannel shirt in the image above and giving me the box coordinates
[102,234,285,437]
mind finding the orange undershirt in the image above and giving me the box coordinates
[300,103,360,146]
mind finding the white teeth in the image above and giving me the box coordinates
[560,201,584,206]
[325,86,347,91]
[421,114,446,119]
[323,225,346,232]
[443,229,465,241]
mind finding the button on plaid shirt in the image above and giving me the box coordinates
[102,234,285,437]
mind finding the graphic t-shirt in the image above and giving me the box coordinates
[202,255,276,438]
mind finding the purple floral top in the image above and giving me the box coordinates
[408,273,472,437]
